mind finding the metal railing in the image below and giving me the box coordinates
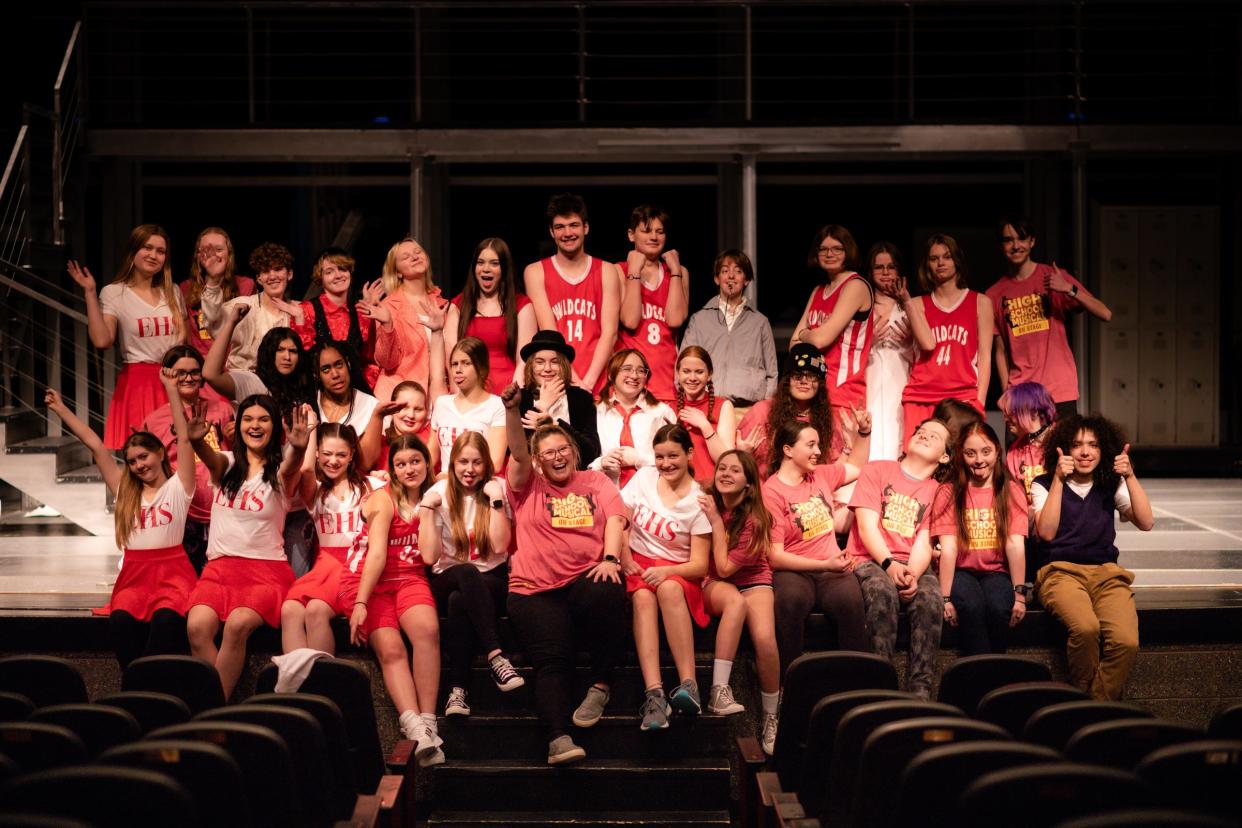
[78,0,1240,129]
[0,22,99,437]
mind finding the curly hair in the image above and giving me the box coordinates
[249,242,294,275]
[1042,413,1127,493]
[764,371,833,471]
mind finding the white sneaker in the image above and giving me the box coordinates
[413,719,445,764]
[707,684,745,716]
[761,712,778,756]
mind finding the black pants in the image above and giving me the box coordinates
[507,571,626,741]
[109,609,188,669]
[950,570,1015,655]
[773,570,871,679]
[429,562,509,689]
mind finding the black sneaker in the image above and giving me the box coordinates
[489,654,525,692]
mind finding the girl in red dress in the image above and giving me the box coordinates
[673,346,736,483]
[446,238,536,393]
[46,370,197,669]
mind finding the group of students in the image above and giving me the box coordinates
[49,192,1153,767]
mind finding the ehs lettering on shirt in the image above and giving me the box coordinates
[880,485,927,539]
[965,506,999,551]
[790,493,834,540]
[932,324,970,347]
[1002,293,1052,337]
[632,502,678,542]
[545,492,596,529]
[136,316,176,338]
[136,504,175,531]
[214,488,266,512]
[552,298,598,321]
[318,511,362,536]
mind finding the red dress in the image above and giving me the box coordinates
[541,256,606,394]
[451,293,532,392]
[616,261,678,402]
[804,273,874,407]
[679,394,726,483]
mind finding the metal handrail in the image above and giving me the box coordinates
[0,126,27,200]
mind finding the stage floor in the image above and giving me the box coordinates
[1,478,1239,613]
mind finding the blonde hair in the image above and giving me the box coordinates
[185,227,240,310]
[381,237,436,294]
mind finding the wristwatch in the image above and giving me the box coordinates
[491,499,504,510]
[1014,583,1033,597]
[880,557,895,571]
[1069,284,1079,297]
[603,554,621,565]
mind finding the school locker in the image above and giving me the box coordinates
[1097,327,1139,440]
[1137,329,1177,446]
[1137,210,1176,331]
[1098,209,1139,329]
[1177,209,1217,329]
[1176,328,1217,445]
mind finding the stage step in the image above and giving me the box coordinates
[427,810,733,826]
[440,712,730,761]
[431,758,731,812]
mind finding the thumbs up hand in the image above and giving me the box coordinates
[1055,447,1075,481]
[1114,443,1133,479]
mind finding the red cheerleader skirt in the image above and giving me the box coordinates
[104,362,166,450]
[93,544,198,621]
[626,551,710,628]
[189,556,295,628]
[285,545,349,613]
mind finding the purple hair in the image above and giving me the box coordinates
[999,381,1057,433]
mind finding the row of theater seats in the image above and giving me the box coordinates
[741,652,1242,828]
[0,654,412,828]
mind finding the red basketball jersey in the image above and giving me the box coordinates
[804,273,873,406]
[541,256,604,388]
[903,290,982,403]
[616,260,678,401]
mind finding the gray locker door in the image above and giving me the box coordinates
[1176,328,1216,445]
[1137,210,1177,332]
[1137,328,1177,446]
[1099,208,1140,330]
[1098,327,1140,440]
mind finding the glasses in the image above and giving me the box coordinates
[617,366,649,376]
[872,264,898,272]
[174,370,203,380]
[818,245,845,256]
[538,446,574,461]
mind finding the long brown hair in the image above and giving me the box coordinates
[457,238,519,353]
[314,423,371,509]
[674,346,716,423]
[704,449,771,560]
[185,227,241,310]
[445,431,497,562]
[387,433,433,520]
[918,233,970,292]
[451,336,491,395]
[598,348,659,407]
[945,421,1012,551]
[112,224,185,342]
[114,432,173,550]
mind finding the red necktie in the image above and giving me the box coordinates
[615,403,639,488]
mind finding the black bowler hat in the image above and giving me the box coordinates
[787,343,827,376]
[520,329,577,362]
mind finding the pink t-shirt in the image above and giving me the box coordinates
[930,481,1029,573]
[762,463,847,562]
[142,398,234,522]
[205,451,290,562]
[508,469,626,595]
[124,475,191,551]
[846,460,939,564]
[1007,435,1047,502]
[705,511,772,588]
[986,263,1084,403]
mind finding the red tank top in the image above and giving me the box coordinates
[345,487,425,581]
[680,394,726,482]
[616,261,678,402]
[453,293,532,393]
[903,290,982,403]
[804,273,873,406]
[541,256,604,391]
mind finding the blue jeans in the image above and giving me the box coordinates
[950,570,1015,655]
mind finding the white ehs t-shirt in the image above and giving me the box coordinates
[124,475,192,551]
[621,466,712,564]
[425,477,511,575]
[206,451,290,561]
[430,394,506,473]
[99,283,183,364]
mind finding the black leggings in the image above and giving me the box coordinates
[773,570,871,678]
[429,563,509,689]
[507,572,626,741]
[109,609,188,669]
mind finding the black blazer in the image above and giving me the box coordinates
[519,385,602,470]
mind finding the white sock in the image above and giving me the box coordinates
[398,710,420,738]
[712,658,733,688]
[420,712,437,730]
[761,691,780,716]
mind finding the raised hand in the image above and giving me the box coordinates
[419,300,446,333]
[1114,443,1133,479]
[186,400,211,442]
[1046,262,1074,295]
[677,405,710,433]
[891,275,913,304]
[66,261,96,293]
[625,250,647,279]
[850,402,872,435]
[159,366,181,391]
[420,490,443,510]
[482,478,504,503]
[500,382,522,410]
[374,399,406,419]
[535,378,564,412]
[360,278,387,308]
[736,426,764,455]
[44,388,67,414]
[228,302,251,324]
[357,294,392,326]
[288,403,312,449]
[1055,447,1075,481]
[661,249,682,276]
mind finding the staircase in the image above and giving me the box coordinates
[423,634,738,827]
